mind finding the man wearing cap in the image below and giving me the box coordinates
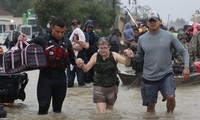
[130,12,190,113]
[65,19,89,87]
[83,19,99,85]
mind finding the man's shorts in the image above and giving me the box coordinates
[141,73,176,106]
[93,85,118,105]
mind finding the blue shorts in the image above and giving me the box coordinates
[141,73,176,106]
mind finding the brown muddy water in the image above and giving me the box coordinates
[3,65,200,120]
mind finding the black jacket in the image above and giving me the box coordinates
[29,34,76,78]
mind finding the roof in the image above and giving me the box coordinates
[0,7,12,15]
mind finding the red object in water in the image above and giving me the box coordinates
[194,61,200,72]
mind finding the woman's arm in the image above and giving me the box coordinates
[113,50,133,66]
[78,53,97,72]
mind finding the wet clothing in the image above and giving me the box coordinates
[93,52,119,104]
[29,34,76,114]
[65,31,89,87]
[93,52,119,87]
[141,73,175,106]
[37,69,67,113]
[93,85,118,104]
[135,29,189,81]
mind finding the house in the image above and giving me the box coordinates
[0,7,22,33]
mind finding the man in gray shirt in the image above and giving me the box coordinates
[132,12,190,113]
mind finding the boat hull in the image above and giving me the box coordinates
[118,70,200,86]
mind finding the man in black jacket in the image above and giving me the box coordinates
[83,19,99,84]
[65,19,89,87]
[18,18,76,115]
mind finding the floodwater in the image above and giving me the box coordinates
[3,64,200,120]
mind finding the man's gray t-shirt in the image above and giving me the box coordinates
[135,29,189,81]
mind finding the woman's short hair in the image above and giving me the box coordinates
[98,37,110,46]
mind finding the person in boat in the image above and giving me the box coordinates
[131,12,190,113]
[173,29,195,74]
[190,24,200,61]
[107,28,122,53]
[123,22,137,49]
[76,37,133,114]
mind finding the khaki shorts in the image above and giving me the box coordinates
[93,85,118,105]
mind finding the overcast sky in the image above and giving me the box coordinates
[121,0,200,23]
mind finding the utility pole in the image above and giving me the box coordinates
[134,0,137,5]
[113,0,115,12]
[167,14,170,29]
[129,0,137,5]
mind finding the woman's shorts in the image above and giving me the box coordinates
[93,85,118,105]
[141,73,176,106]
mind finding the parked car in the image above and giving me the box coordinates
[0,46,3,66]
[0,31,13,67]
[0,44,7,67]
[0,32,9,44]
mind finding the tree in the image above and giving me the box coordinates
[32,0,70,29]
[0,0,122,35]
[32,0,122,35]
[169,18,187,30]
[0,0,33,17]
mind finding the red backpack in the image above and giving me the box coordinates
[44,40,69,68]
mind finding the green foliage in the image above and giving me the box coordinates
[0,0,121,35]
[33,0,70,28]
[32,0,121,36]
[0,0,32,17]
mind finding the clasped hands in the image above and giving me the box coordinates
[123,48,134,58]
[76,58,84,68]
